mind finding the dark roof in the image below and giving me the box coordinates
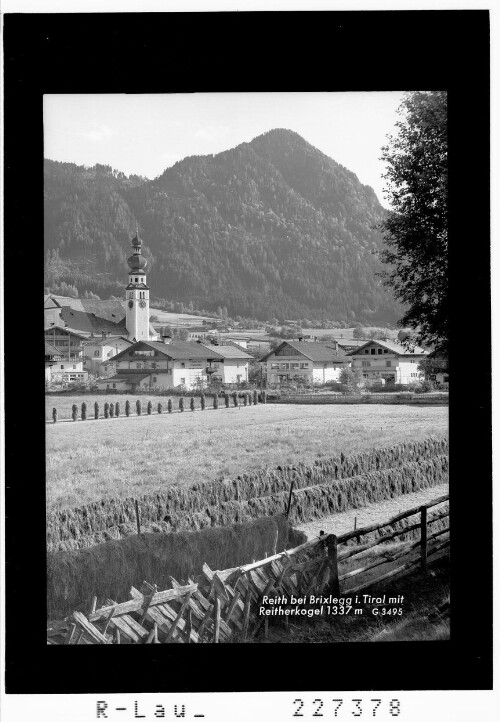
[259,341,348,363]
[50,296,127,322]
[346,339,428,356]
[112,340,225,362]
[59,306,127,335]
[44,342,61,356]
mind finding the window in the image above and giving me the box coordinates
[300,362,309,369]
[152,376,157,383]
[370,348,376,355]
[73,365,76,370]
[383,349,388,354]
[135,277,138,283]
[386,361,391,367]
[362,361,370,367]
[364,349,369,354]
[280,363,290,370]
[60,365,64,369]
[136,363,142,369]
[180,377,186,385]
[112,383,116,389]
[271,363,279,370]
[291,363,300,370]
[377,349,382,354]
[94,350,100,357]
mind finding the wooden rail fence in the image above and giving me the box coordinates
[47,494,449,645]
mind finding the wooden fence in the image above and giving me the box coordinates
[47,494,449,645]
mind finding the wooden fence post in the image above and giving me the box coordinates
[286,469,297,517]
[213,593,221,643]
[326,534,341,597]
[420,506,428,572]
[135,500,141,536]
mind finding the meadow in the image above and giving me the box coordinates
[46,402,448,511]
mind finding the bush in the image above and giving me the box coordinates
[109,403,114,418]
[168,399,172,413]
[147,401,153,415]
[233,391,238,407]
[213,394,219,409]
[415,379,435,393]
[224,392,230,408]
[125,400,130,417]
[200,393,206,411]
[190,397,195,412]
[104,402,110,419]
[157,402,163,414]
[253,390,258,405]
[81,402,87,420]
[71,404,78,422]
[179,397,184,412]
[52,408,57,424]
[94,402,99,420]
[115,402,120,417]
[136,400,141,416]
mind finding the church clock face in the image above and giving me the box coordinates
[139,300,146,308]
[128,300,133,309]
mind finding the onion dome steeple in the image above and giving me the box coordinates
[127,224,147,272]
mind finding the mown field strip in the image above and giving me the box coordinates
[296,482,449,540]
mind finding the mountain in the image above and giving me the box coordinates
[44,129,402,323]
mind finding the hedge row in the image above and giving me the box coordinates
[47,437,448,549]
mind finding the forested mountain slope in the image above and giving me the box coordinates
[44,129,401,323]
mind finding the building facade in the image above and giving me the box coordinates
[347,340,428,385]
[200,344,253,384]
[259,341,348,385]
[97,341,225,391]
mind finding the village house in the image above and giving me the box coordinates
[45,342,62,382]
[44,326,86,361]
[200,344,253,384]
[96,340,225,391]
[346,339,428,385]
[82,334,133,375]
[259,341,348,385]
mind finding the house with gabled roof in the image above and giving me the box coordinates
[96,340,225,391]
[259,341,349,385]
[199,344,254,384]
[346,339,429,385]
[82,335,134,375]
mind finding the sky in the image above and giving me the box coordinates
[44,92,407,208]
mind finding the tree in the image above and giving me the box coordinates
[353,325,366,339]
[417,356,448,380]
[339,367,364,393]
[379,91,448,356]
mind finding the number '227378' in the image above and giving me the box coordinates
[293,698,401,717]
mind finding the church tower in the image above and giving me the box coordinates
[125,228,150,341]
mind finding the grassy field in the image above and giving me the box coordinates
[46,402,448,511]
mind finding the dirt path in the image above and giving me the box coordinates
[295,483,449,540]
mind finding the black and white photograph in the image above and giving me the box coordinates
[43,90,451,647]
[2,6,493,712]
